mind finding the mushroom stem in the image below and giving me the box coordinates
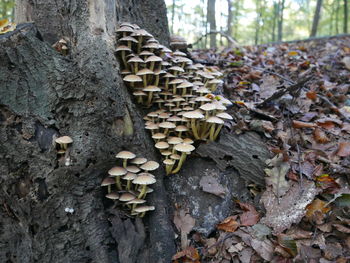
[154,75,160,86]
[115,177,122,191]
[139,211,146,218]
[122,159,127,168]
[142,75,147,87]
[190,119,200,140]
[126,180,131,191]
[150,61,155,71]
[137,36,143,54]
[171,152,187,174]
[121,51,127,69]
[209,123,216,141]
[213,124,223,140]
[138,185,147,199]
[107,185,111,194]
[146,92,153,106]
[166,162,175,175]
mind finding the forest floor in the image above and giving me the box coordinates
[172,36,350,262]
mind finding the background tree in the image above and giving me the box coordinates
[207,0,217,48]
[344,0,348,33]
[310,0,324,36]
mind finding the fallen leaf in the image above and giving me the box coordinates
[217,216,239,232]
[260,75,280,99]
[265,154,291,197]
[237,201,260,226]
[341,56,350,70]
[306,91,317,100]
[336,142,350,157]
[277,234,297,257]
[174,208,196,250]
[260,180,320,234]
[199,175,227,198]
[172,246,200,262]
[313,128,330,144]
[288,51,298,56]
[292,120,316,129]
[305,198,331,220]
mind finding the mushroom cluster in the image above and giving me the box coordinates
[116,23,232,174]
[101,150,158,217]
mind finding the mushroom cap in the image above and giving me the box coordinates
[167,137,183,145]
[133,91,147,96]
[119,192,136,202]
[116,25,134,33]
[127,56,144,63]
[183,111,204,119]
[158,112,171,119]
[119,36,138,43]
[173,50,187,57]
[216,112,233,120]
[123,172,137,181]
[174,143,195,153]
[140,161,160,171]
[152,133,166,140]
[167,115,182,122]
[161,150,172,156]
[183,138,194,144]
[155,141,169,150]
[208,79,223,84]
[139,50,154,56]
[143,86,161,92]
[130,157,148,165]
[175,125,189,132]
[169,78,183,85]
[108,166,127,176]
[101,177,115,186]
[159,121,176,129]
[126,198,146,205]
[200,103,216,111]
[105,192,120,200]
[177,81,193,89]
[136,68,154,76]
[195,96,212,102]
[170,153,181,160]
[163,159,175,165]
[133,174,156,185]
[116,45,132,52]
[206,116,224,124]
[131,29,152,37]
[123,74,142,82]
[116,151,136,160]
[169,66,185,73]
[55,136,73,144]
[126,166,141,173]
[145,55,162,63]
[134,205,155,213]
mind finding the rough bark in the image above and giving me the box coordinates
[1,1,173,263]
[310,0,323,37]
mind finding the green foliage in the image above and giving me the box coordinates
[0,0,15,21]
[166,0,349,47]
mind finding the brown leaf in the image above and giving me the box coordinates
[336,141,350,157]
[217,216,240,232]
[172,246,200,262]
[313,128,330,144]
[237,202,260,226]
[173,209,196,235]
[342,56,350,70]
[305,199,331,219]
[199,175,227,198]
[306,91,317,100]
[292,120,316,129]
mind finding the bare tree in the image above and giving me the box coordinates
[171,0,176,34]
[277,0,285,41]
[344,0,348,33]
[310,0,323,37]
[227,0,233,37]
[207,0,217,48]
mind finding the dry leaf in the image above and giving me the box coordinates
[292,120,316,129]
[217,216,239,232]
[172,246,200,262]
[306,91,317,100]
[237,202,260,226]
[260,75,280,99]
[174,208,196,250]
[305,199,331,219]
[199,175,227,198]
[260,180,319,234]
[342,56,350,70]
[336,142,350,157]
[264,154,291,197]
[313,128,330,144]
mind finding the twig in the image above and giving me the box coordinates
[192,31,239,48]
[317,94,350,122]
[250,66,295,85]
[258,76,312,108]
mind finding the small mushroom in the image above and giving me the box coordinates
[132,173,156,199]
[55,136,73,151]
[171,143,195,174]
[108,166,127,190]
[101,177,115,193]
[134,205,155,217]
[116,151,136,168]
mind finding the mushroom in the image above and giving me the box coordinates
[130,157,148,165]
[182,111,204,140]
[132,173,156,199]
[123,74,142,89]
[205,116,224,141]
[140,161,160,172]
[136,68,154,87]
[122,172,137,190]
[116,151,136,168]
[134,205,155,217]
[108,166,127,190]
[163,158,175,175]
[105,192,120,200]
[143,85,161,106]
[101,177,115,193]
[55,136,73,151]
[171,143,195,174]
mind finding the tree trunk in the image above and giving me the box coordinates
[207,0,217,48]
[272,1,278,42]
[310,0,323,37]
[171,0,176,34]
[1,1,174,263]
[277,0,285,42]
[227,0,233,37]
[344,0,348,33]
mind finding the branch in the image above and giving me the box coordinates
[192,30,239,48]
